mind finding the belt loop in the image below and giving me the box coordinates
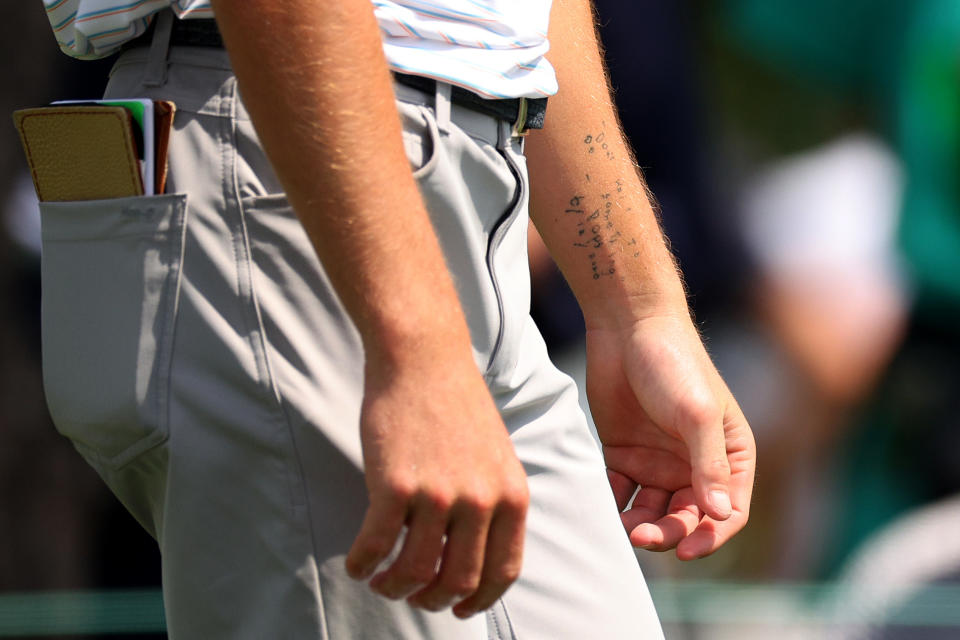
[496,120,512,151]
[143,9,174,87]
[511,97,530,138]
[434,81,451,135]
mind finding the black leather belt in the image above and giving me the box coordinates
[132,16,547,133]
[166,17,225,48]
[125,16,225,48]
[392,73,547,133]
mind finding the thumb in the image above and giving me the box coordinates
[679,406,732,521]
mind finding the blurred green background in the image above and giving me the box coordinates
[4,1,960,637]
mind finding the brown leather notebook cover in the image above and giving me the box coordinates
[154,100,175,194]
[13,105,144,202]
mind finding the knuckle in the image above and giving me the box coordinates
[420,487,455,513]
[403,562,438,586]
[385,476,417,503]
[459,489,495,514]
[670,382,721,428]
[675,395,719,430]
[401,567,434,585]
[502,485,530,516]
[442,573,481,598]
[490,562,522,587]
[703,458,730,477]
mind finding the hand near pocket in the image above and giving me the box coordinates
[345,347,529,618]
[586,312,756,559]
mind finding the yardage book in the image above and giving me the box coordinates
[12,100,175,202]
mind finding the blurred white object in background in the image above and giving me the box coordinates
[743,134,905,283]
[3,170,42,258]
[740,133,910,404]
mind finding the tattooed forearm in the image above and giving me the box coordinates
[583,125,616,161]
[563,155,644,280]
[523,43,688,313]
[554,128,653,282]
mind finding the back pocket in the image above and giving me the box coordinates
[40,193,188,471]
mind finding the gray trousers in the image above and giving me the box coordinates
[38,32,663,639]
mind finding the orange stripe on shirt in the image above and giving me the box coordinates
[75,2,153,24]
[54,17,77,33]
[394,18,418,38]
[46,0,72,13]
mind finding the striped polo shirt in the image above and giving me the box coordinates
[43,0,557,99]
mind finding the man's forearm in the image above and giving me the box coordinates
[211,2,530,615]
[526,0,687,328]
[528,2,755,561]
[212,0,474,363]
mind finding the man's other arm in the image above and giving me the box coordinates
[211,0,528,617]
[526,0,756,559]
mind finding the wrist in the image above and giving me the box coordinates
[580,283,690,332]
[360,298,476,379]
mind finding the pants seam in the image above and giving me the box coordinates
[487,598,519,640]
[226,79,330,640]
[501,599,519,639]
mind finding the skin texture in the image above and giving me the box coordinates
[211,0,756,618]
[525,0,755,560]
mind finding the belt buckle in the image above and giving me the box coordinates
[511,97,530,137]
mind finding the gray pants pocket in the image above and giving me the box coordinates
[40,193,188,471]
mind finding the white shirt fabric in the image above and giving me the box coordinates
[374,0,556,98]
[44,0,557,98]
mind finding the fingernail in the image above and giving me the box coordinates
[709,490,732,518]
[346,562,372,580]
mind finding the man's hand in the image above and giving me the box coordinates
[345,350,529,618]
[212,0,528,615]
[586,312,755,559]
